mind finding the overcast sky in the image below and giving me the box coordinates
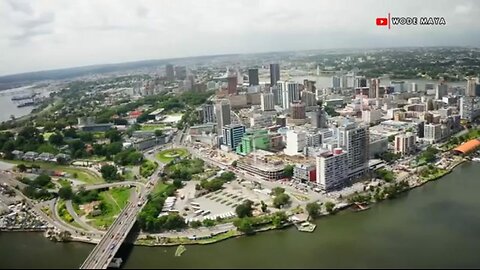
[0,0,479,75]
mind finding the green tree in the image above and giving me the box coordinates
[306,202,320,218]
[235,200,254,218]
[58,186,73,200]
[202,219,215,227]
[283,165,294,178]
[272,187,285,196]
[219,172,236,182]
[325,201,335,214]
[17,164,27,172]
[154,130,163,137]
[233,218,254,234]
[173,179,183,188]
[260,201,268,213]
[48,132,64,146]
[190,220,202,228]
[273,193,291,209]
[272,211,288,228]
[100,164,120,182]
[231,160,238,167]
[106,129,122,143]
[33,174,52,188]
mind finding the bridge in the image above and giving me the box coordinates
[79,169,161,269]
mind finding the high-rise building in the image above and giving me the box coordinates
[261,92,275,111]
[284,129,306,156]
[424,123,442,143]
[410,82,418,93]
[369,78,379,99]
[435,82,448,100]
[337,121,369,178]
[270,63,280,86]
[165,64,174,81]
[248,69,259,86]
[227,76,238,95]
[291,102,306,120]
[460,96,480,121]
[222,124,246,150]
[316,148,349,191]
[310,107,327,129]
[215,100,231,134]
[301,91,317,107]
[332,76,341,89]
[466,77,478,97]
[175,66,187,80]
[199,103,215,123]
[271,85,283,107]
[394,132,416,155]
[282,81,301,110]
[304,80,316,92]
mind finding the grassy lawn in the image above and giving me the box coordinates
[3,160,103,184]
[89,187,132,229]
[156,148,188,163]
[140,159,159,178]
[57,179,72,188]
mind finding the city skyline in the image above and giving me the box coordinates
[1,0,480,75]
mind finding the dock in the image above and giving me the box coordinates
[295,222,316,233]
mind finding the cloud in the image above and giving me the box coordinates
[0,0,479,75]
[9,12,55,42]
[5,0,33,15]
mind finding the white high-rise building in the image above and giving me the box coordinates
[261,92,275,111]
[316,148,349,191]
[410,82,418,93]
[394,132,416,155]
[460,96,480,121]
[282,81,301,110]
[284,129,306,156]
[337,121,369,179]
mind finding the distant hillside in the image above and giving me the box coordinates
[0,53,238,90]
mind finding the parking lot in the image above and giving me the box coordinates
[172,180,273,222]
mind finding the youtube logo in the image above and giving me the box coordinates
[376,17,388,26]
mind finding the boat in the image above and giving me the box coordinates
[11,93,37,101]
[472,157,480,162]
[17,101,35,108]
[353,202,371,212]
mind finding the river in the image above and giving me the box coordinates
[1,162,480,268]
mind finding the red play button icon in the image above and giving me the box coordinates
[376,17,388,26]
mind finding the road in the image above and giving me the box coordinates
[79,165,163,269]
[65,200,102,234]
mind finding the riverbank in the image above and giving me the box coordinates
[1,158,471,248]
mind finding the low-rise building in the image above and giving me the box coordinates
[293,163,316,183]
[394,132,416,155]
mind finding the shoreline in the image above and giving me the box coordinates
[1,158,472,247]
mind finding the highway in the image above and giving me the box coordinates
[79,166,162,269]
